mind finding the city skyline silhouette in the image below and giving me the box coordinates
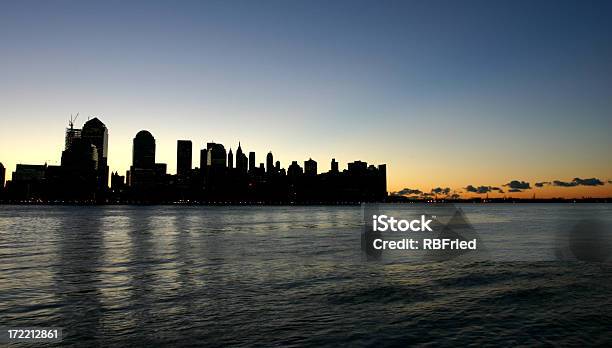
[1,116,388,203]
[0,115,610,203]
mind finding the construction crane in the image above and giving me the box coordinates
[69,113,79,131]
[65,113,81,150]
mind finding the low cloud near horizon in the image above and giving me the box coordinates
[465,185,504,194]
[392,188,422,196]
[504,180,531,192]
[392,187,452,198]
[535,181,551,187]
[431,187,451,195]
[393,177,609,197]
[536,177,606,188]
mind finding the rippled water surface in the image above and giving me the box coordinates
[1,205,611,346]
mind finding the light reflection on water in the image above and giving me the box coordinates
[0,204,611,346]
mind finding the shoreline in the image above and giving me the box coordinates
[0,199,610,206]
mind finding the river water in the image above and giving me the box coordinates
[1,204,611,346]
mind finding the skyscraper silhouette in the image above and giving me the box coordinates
[228,148,234,169]
[60,137,99,199]
[81,117,109,189]
[235,143,244,169]
[288,161,303,176]
[110,171,125,192]
[378,164,387,198]
[61,138,98,170]
[133,131,156,169]
[266,152,274,174]
[65,121,81,151]
[177,140,192,176]
[129,131,158,190]
[305,158,317,176]
[331,158,339,173]
[200,148,207,172]
[235,143,248,173]
[207,143,227,168]
[248,151,255,173]
[0,162,5,189]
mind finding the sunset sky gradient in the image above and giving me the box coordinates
[1,0,611,198]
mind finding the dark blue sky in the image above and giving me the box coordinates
[1,0,611,194]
